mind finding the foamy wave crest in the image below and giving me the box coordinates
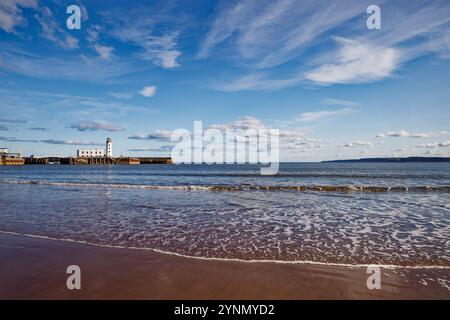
[0,179,449,193]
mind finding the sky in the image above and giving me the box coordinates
[0,0,450,161]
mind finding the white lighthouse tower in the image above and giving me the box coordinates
[106,138,112,157]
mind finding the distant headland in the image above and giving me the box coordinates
[323,157,450,163]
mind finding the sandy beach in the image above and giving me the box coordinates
[0,233,448,300]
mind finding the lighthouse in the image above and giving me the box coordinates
[106,138,112,157]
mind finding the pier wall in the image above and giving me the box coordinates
[17,157,172,165]
[138,157,172,164]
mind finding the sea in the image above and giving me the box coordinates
[0,162,449,267]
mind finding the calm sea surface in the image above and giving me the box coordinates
[0,163,449,266]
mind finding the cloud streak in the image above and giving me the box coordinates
[128,130,173,141]
[0,118,27,124]
[342,141,373,148]
[0,136,102,146]
[69,120,124,132]
[416,141,450,148]
[296,107,353,122]
[127,146,172,152]
[29,127,49,131]
[376,130,449,138]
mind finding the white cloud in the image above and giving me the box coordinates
[0,0,37,33]
[342,141,373,148]
[127,116,322,152]
[156,49,181,69]
[376,130,448,138]
[94,44,114,61]
[209,116,315,146]
[69,120,124,132]
[139,85,157,97]
[305,38,400,85]
[296,107,353,122]
[416,141,450,148]
[128,129,172,141]
[210,116,265,131]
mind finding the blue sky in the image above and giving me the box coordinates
[0,0,450,161]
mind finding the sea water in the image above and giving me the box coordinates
[0,163,449,266]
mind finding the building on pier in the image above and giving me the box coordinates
[77,138,112,158]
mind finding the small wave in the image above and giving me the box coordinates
[119,171,450,180]
[1,179,449,193]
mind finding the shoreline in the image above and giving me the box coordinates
[1,230,449,270]
[0,233,449,299]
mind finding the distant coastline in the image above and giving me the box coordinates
[323,157,450,163]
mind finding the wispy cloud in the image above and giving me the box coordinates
[69,120,125,132]
[128,130,173,141]
[108,92,134,100]
[213,73,302,92]
[0,0,38,33]
[93,44,114,61]
[0,45,138,82]
[29,127,49,131]
[0,117,27,124]
[416,141,450,148]
[296,107,353,122]
[342,141,373,148]
[86,24,102,44]
[0,125,8,131]
[107,8,182,69]
[0,136,37,143]
[0,136,102,146]
[201,0,450,90]
[127,146,172,152]
[40,139,102,146]
[210,116,265,131]
[376,130,449,138]
[198,0,363,67]
[34,6,79,50]
[322,98,361,107]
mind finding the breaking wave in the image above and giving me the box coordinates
[0,179,449,193]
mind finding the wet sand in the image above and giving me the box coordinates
[0,233,448,299]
